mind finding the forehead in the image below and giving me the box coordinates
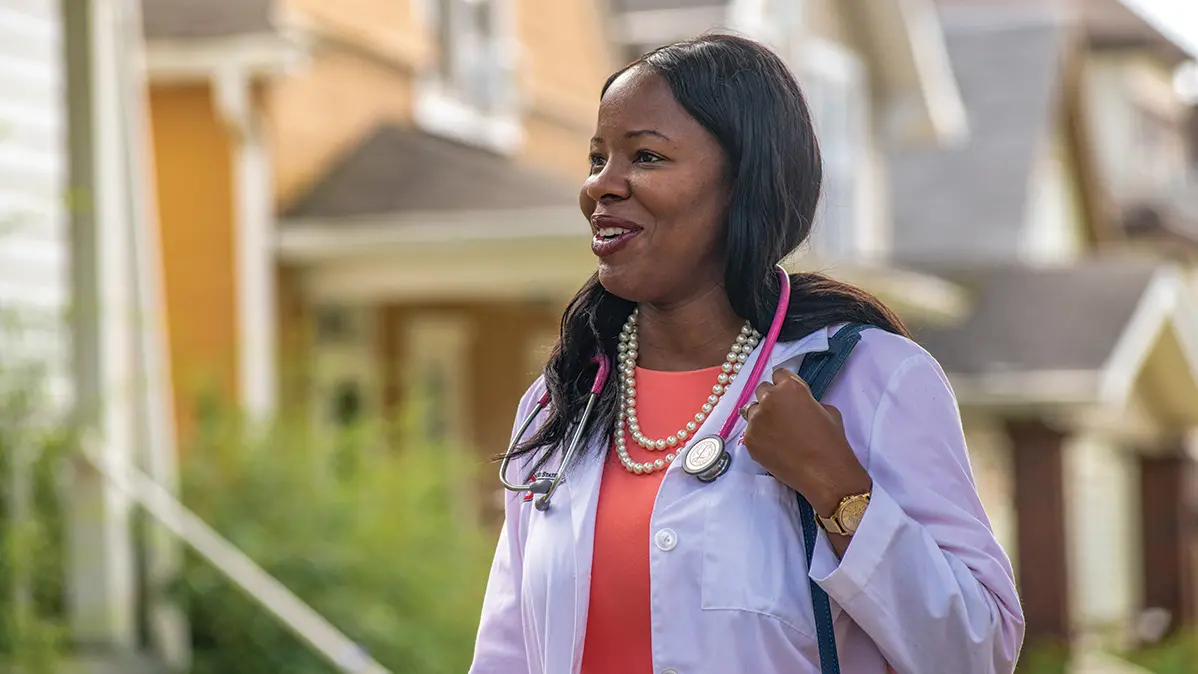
[595,67,694,138]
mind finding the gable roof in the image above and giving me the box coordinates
[889,16,1069,264]
[913,257,1158,376]
[911,256,1198,418]
[283,125,581,221]
[142,0,277,40]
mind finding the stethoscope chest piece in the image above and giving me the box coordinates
[682,435,731,483]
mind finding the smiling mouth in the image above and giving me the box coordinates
[595,226,634,241]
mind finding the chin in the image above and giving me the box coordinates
[596,264,646,303]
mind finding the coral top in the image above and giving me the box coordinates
[580,365,725,674]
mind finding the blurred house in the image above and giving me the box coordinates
[141,0,971,517]
[901,0,1198,660]
[141,0,611,502]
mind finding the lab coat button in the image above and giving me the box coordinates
[654,528,678,551]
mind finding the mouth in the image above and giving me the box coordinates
[590,217,643,258]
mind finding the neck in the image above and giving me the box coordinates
[634,285,744,372]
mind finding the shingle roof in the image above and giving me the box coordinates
[282,124,582,220]
[888,17,1069,264]
[911,256,1160,375]
[142,0,276,40]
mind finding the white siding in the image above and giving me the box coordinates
[0,0,67,399]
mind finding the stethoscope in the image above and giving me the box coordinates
[500,265,792,511]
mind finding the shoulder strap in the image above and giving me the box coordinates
[792,322,872,674]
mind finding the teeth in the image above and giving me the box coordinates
[597,227,631,237]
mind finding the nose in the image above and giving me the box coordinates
[583,160,630,203]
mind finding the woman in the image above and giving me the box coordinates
[471,34,1024,674]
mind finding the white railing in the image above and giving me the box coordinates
[77,442,392,674]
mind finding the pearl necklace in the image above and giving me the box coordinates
[613,309,762,475]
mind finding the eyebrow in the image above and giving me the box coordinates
[590,129,673,144]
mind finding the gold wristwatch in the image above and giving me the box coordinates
[816,491,871,536]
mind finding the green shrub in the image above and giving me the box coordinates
[1121,631,1198,674]
[0,312,71,672]
[171,409,496,674]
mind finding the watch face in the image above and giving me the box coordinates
[839,497,869,531]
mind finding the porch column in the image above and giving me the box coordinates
[1139,441,1197,635]
[1008,419,1071,657]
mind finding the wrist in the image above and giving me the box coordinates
[813,466,872,518]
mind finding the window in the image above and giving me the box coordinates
[401,314,471,449]
[796,39,868,260]
[311,305,377,431]
[1129,104,1187,197]
[435,0,502,112]
[415,0,521,151]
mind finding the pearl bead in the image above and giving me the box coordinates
[722,362,733,372]
[654,459,665,470]
[733,362,743,373]
[737,353,747,363]
[702,403,713,413]
[678,429,688,440]
[708,394,719,405]
[655,439,666,450]
[726,352,738,362]
[667,436,678,446]
[695,412,706,423]
[686,421,697,432]
[717,373,729,384]
[712,384,724,395]
[741,324,752,335]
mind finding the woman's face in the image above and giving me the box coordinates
[581,67,730,307]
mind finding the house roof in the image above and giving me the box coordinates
[142,0,277,40]
[913,257,1159,376]
[282,125,581,220]
[889,16,1069,264]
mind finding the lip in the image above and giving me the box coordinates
[590,215,643,259]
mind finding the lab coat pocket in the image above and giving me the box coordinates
[700,472,842,639]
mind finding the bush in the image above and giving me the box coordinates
[0,311,70,672]
[1121,631,1198,674]
[171,409,496,674]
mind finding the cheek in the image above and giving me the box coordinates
[657,179,727,253]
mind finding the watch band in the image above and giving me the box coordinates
[816,491,871,536]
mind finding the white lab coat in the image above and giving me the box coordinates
[470,326,1025,673]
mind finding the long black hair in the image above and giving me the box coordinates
[509,33,908,468]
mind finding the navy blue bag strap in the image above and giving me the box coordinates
[792,323,871,674]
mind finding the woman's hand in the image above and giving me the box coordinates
[741,368,872,526]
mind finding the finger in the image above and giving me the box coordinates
[771,368,802,385]
[821,403,843,426]
[744,401,764,423]
[754,380,773,403]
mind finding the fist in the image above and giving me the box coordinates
[741,368,869,516]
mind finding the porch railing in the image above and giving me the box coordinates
[77,441,392,674]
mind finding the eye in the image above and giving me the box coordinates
[588,153,607,172]
[635,150,664,164]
